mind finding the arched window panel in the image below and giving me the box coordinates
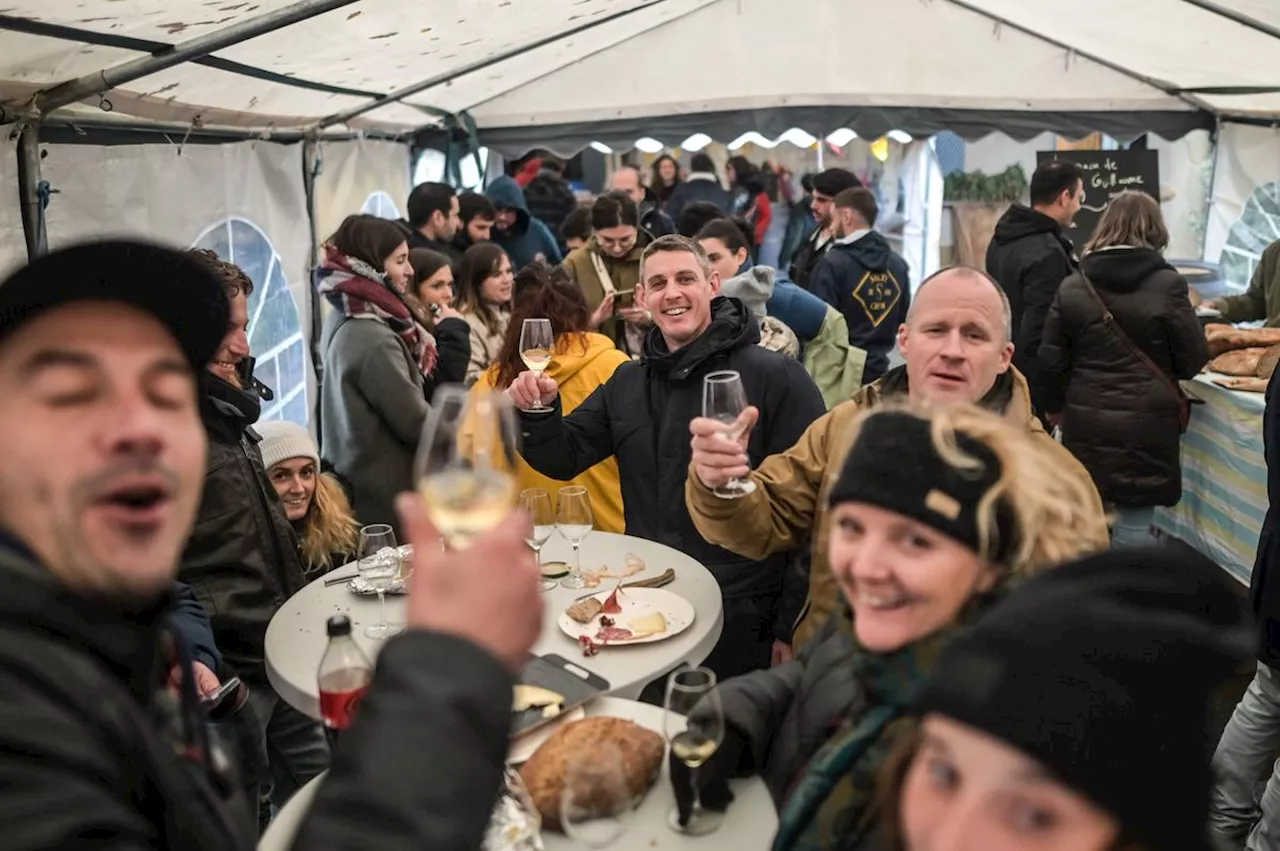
[191,217,308,427]
[361,191,401,220]
[1222,182,1280,292]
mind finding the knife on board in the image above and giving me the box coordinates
[573,567,676,601]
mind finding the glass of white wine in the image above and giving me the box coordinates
[560,742,634,848]
[664,667,725,835]
[415,385,520,551]
[702,370,757,499]
[555,485,594,590]
[357,524,402,639]
[519,487,557,592]
[520,318,555,412]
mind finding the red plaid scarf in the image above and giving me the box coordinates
[317,245,438,376]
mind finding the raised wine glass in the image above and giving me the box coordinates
[555,485,594,590]
[702,370,757,499]
[560,742,634,848]
[415,384,520,551]
[357,524,401,639]
[664,667,725,835]
[519,318,555,412]
[519,487,557,592]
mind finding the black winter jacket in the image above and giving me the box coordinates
[719,617,856,806]
[0,537,515,850]
[179,376,306,682]
[519,297,825,601]
[401,225,464,269]
[986,204,1078,416]
[1252,370,1280,668]
[789,229,834,292]
[424,315,472,401]
[1040,248,1207,508]
[523,169,578,249]
[808,232,910,383]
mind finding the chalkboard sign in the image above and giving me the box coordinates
[1035,149,1160,251]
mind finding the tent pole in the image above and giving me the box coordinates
[1177,0,1280,42]
[8,0,357,120]
[313,0,679,131]
[16,125,46,260]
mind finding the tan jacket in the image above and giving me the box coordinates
[462,309,511,385]
[685,367,1105,650]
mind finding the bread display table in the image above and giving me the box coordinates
[258,697,777,851]
[266,532,725,720]
[1155,373,1267,584]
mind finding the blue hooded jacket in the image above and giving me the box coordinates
[484,176,563,269]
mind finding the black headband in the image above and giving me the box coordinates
[828,410,1017,563]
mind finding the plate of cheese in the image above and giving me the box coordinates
[558,586,695,649]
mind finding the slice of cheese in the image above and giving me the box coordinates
[626,611,668,637]
[513,684,564,713]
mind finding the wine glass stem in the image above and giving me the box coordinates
[532,543,542,566]
[377,589,387,628]
[572,542,581,578]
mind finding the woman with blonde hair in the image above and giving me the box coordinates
[257,420,360,576]
[1040,189,1208,547]
[672,403,1109,848]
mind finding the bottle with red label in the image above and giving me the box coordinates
[317,614,372,750]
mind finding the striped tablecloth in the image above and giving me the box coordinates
[1154,373,1267,585]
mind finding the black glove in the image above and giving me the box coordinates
[670,727,740,827]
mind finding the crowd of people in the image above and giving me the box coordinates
[0,148,1273,851]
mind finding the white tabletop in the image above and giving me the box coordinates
[259,697,777,851]
[265,532,725,719]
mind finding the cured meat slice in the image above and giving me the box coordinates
[595,626,634,642]
[578,635,601,657]
[1209,347,1269,377]
[601,583,624,615]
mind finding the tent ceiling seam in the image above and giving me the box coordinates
[940,0,1216,115]
[1174,0,1280,43]
[452,0,724,115]
[311,0,678,131]
[0,14,386,100]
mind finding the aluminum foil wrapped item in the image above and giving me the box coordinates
[483,768,545,851]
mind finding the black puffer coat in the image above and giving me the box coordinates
[1040,247,1208,508]
[1251,369,1280,669]
[179,376,307,682]
[519,297,824,601]
[986,204,1078,416]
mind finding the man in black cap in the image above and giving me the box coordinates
[0,240,544,848]
[789,167,861,291]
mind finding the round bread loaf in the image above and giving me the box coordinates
[517,716,665,831]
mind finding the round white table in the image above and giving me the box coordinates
[258,697,777,851]
[266,532,725,719]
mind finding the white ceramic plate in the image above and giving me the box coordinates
[557,587,695,646]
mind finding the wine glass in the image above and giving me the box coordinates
[415,385,520,550]
[519,318,555,412]
[357,524,402,639]
[560,742,634,848]
[702,370,757,499]
[519,487,557,592]
[664,667,726,835]
[556,486,594,589]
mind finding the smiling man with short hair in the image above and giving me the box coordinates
[687,265,1106,649]
[508,234,825,677]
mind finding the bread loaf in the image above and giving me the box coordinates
[1258,345,1280,380]
[1206,326,1280,357]
[518,716,664,831]
[1213,375,1269,393]
[1209,347,1270,376]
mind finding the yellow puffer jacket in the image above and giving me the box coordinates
[473,331,631,533]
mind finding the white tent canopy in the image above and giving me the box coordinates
[2,0,1280,149]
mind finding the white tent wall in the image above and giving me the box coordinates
[0,136,24,276]
[1148,131,1215,259]
[311,138,412,242]
[39,140,315,426]
[1205,122,1280,292]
